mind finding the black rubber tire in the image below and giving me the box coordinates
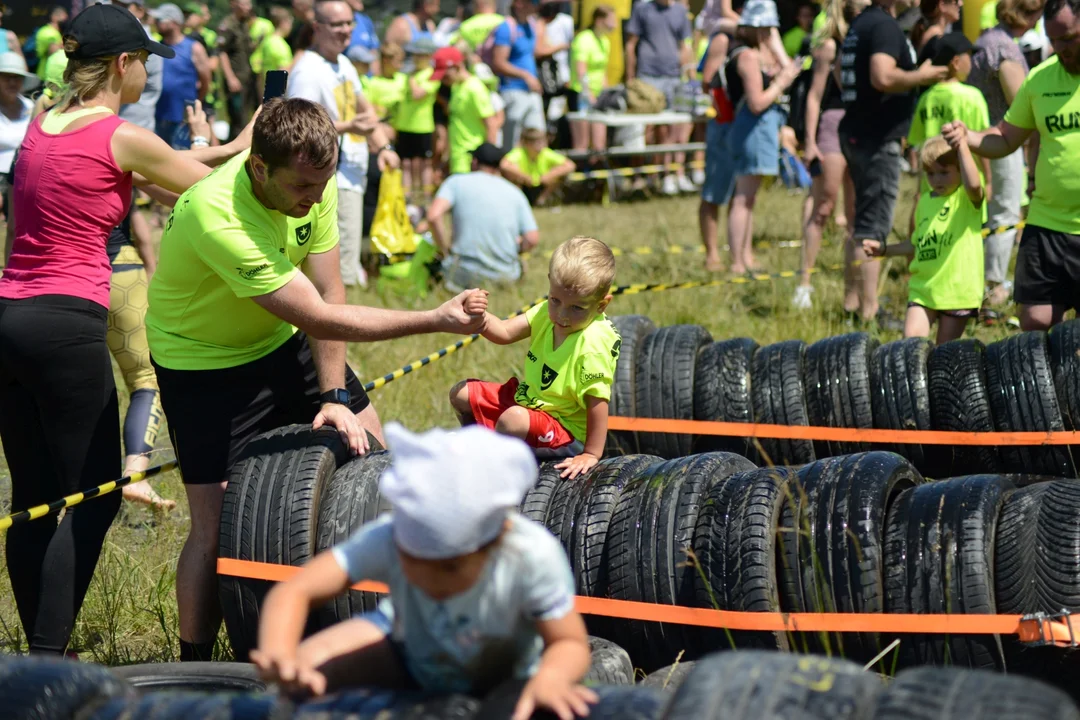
[639,662,695,693]
[609,315,657,455]
[691,466,796,652]
[802,332,878,458]
[779,452,922,663]
[297,691,479,719]
[872,666,1080,720]
[88,693,284,720]
[0,656,132,720]
[870,338,933,473]
[585,637,634,686]
[985,332,1075,477]
[633,324,713,459]
[312,451,394,630]
[692,338,759,457]
[1048,319,1080,468]
[219,424,350,661]
[750,339,815,467]
[927,339,1002,477]
[520,462,564,525]
[884,475,1014,670]
[110,662,266,694]
[661,650,882,720]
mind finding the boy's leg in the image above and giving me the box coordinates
[449,379,475,425]
[936,314,971,345]
[296,617,409,693]
[904,305,933,339]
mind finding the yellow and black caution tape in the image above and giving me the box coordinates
[982,220,1024,238]
[0,461,178,532]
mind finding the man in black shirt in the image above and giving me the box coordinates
[838,0,946,325]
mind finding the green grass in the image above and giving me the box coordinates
[0,179,1018,665]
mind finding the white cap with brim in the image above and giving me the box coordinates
[380,423,538,561]
[739,0,781,28]
[0,52,40,94]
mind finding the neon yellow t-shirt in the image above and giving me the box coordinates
[1004,56,1080,234]
[570,29,610,96]
[448,74,495,174]
[248,17,276,74]
[394,67,440,134]
[456,13,505,51]
[35,25,62,80]
[908,81,990,203]
[42,50,68,98]
[257,34,293,74]
[981,0,998,30]
[514,302,620,442]
[146,150,339,370]
[909,186,985,311]
[363,73,406,119]
[504,147,570,185]
[783,27,807,58]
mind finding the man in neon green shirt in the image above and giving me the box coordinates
[500,127,576,205]
[454,0,504,54]
[945,0,1080,332]
[253,6,294,84]
[432,47,499,174]
[34,7,68,80]
[145,98,487,664]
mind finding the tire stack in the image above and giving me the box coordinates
[614,316,1080,480]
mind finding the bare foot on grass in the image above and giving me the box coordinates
[123,480,176,512]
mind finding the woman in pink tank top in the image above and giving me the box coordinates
[0,4,251,657]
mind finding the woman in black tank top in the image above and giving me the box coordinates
[795,0,869,310]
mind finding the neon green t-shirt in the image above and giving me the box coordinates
[783,27,807,58]
[908,81,990,201]
[504,147,570,186]
[456,13,505,51]
[1004,56,1080,234]
[363,73,406,119]
[35,25,62,80]
[514,302,620,443]
[257,34,293,74]
[570,29,610,96]
[981,0,998,30]
[146,150,339,370]
[42,50,69,98]
[248,17,276,74]
[448,74,494,174]
[394,67,440,134]
[909,185,985,311]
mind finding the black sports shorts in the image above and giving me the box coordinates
[1013,223,1080,310]
[152,332,370,485]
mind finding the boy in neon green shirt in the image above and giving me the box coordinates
[362,44,406,121]
[449,237,620,479]
[254,7,293,94]
[500,127,576,206]
[432,47,498,174]
[34,8,66,80]
[864,135,985,344]
[396,41,441,197]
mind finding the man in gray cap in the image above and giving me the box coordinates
[252,423,597,720]
[152,2,211,148]
[113,0,163,134]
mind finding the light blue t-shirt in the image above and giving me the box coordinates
[436,171,537,284]
[493,18,538,92]
[332,513,576,694]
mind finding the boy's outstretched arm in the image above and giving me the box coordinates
[512,612,597,720]
[955,141,986,207]
[557,396,607,479]
[481,312,532,345]
[251,552,351,692]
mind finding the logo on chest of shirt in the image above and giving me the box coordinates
[938,204,951,220]
[527,350,538,362]
[1044,111,1080,134]
[540,364,559,391]
[295,222,313,245]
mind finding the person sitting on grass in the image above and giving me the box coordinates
[449,236,620,479]
[251,423,597,720]
[500,127,576,206]
[863,134,985,344]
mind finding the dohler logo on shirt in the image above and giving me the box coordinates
[540,364,559,391]
[237,263,271,279]
[296,222,313,245]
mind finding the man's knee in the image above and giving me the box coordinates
[494,405,531,437]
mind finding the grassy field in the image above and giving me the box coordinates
[0,178,1019,665]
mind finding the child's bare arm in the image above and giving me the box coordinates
[556,396,607,479]
[481,312,531,345]
[885,239,915,258]
[512,612,597,720]
[956,141,986,206]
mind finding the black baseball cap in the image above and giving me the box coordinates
[927,32,976,66]
[472,142,506,168]
[65,4,175,61]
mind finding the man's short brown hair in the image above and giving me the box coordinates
[252,97,338,172]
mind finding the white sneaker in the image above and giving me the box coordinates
[792,284,813,309]
[691,169,705,186]
[677,174,697,193]
[662,174,679,196]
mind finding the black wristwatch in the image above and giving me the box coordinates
[319,388,351,406]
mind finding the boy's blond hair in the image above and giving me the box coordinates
[920,135,957,171]
[520,127,547,145]
[549,237,616,301]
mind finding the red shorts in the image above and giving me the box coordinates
[466,378,576,449]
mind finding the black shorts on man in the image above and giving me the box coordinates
[152,332,370,485]
[1013,224,1080,309]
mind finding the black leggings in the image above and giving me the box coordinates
[0,295,121,654]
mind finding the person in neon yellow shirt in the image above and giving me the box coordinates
[864,135,985,344]
[433,47,500,174]
[569,5,616,152]
[500,127,576,205]
[248,14,276,75]
[362,43,406,121]
[454,0,504,55]
[782,2,817,57]
[34,7,68,80]
[396,40,441,196]
[253,6,294,93]
[450,236,620,479]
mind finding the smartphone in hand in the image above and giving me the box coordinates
[263,70,288,102]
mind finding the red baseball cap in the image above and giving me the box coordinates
[431,47,464,81]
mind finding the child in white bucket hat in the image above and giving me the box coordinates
[252,423,596,719]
